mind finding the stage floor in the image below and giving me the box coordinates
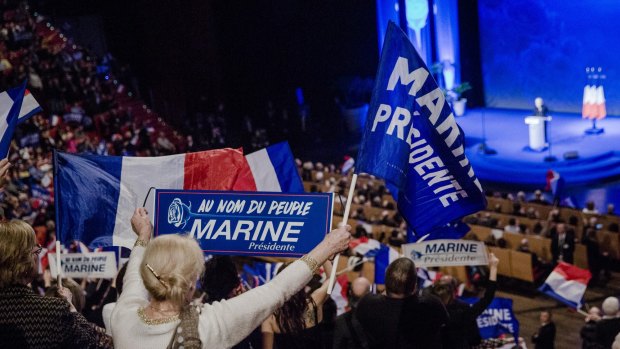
[458,108,620,209]
[459,108,620,186]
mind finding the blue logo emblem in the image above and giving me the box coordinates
[167,198,192,229]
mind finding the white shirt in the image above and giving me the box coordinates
[111,246,312,349]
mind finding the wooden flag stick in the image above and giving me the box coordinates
[55,240,62,287]
[327,173,358,295]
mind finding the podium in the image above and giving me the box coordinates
[524,116,551,151]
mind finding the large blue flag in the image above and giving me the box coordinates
[0,81,27,158]
[356,22,485,241]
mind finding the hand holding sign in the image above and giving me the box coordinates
[131,207,152,241]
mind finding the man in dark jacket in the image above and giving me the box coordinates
[595,297,620,348]
[333,277,371,349]
[580,307,601,349]
[550,223,575,265]
[532,310,556,349]
[356,258,449,349]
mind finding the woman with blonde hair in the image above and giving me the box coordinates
[0,217,113,348]
[111,207,351,348]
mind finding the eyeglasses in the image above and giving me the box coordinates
[32,244,43,256]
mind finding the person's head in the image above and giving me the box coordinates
[608,204,615,215]
[201,256,241,303]
[602,297,620,317]
[556,223,566,234]
[385,258,417,298]
[140,235,205,308]
[534,189,542,198]
[348,277,371,308]
[274,262,311,334]
[540,310,552,324]
[0,220,39,288]
[45,278,85,313]
[589,306,601,317]
[535,97,544,109]
[508,218,516,226]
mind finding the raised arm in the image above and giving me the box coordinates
[311,260,333,306]
[116,208,152,305]
[199,226,352,348]
[470,253,499,317]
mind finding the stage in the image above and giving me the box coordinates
[458,108,620,208]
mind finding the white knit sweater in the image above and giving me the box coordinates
[110,246,312,349]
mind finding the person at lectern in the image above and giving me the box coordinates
[533,97,548,116]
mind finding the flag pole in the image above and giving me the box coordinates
[55,240,62,287]
[327,173,358,295]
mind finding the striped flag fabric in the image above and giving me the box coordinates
[374,243,400,284]
[538,262,591,308]
[242,261,283,288]
[331,274,349,315]
[54,142,303,249]
[245,142,303,192]
[18,89,42,122]
[0,82,27,158]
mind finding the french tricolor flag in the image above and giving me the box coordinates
[374,243,400,284]
[331,273,349,315]
[18,89,42,122]
[54,142,303,249]
[538,262,591,308]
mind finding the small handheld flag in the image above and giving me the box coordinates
[539,262,591,308]
[0,82,27,158]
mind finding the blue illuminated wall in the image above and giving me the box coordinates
[478,0,620,115]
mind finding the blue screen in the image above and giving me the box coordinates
[478,0,620,115]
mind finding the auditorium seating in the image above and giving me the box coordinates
[304,172,620,286]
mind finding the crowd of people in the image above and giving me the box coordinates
[3,1,620,348]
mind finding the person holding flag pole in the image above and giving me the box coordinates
[327,21,486,294]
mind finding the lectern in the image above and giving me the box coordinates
[524,116,551,151]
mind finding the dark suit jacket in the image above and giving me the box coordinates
[532,322,556,349]
[595,317,620,348]
[0,285,112,349]
[551,231,575,264]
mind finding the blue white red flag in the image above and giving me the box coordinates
[356,22,485,241]
[374,243,400,284]
[538,262,591,308]
[54,142,303,249]
[331,273,349,315]
[242,262,283,288]
[0,82,27,158]
[545,170,564,201]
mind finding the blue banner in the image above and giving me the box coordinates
[461,297,519,340]
[356,21,486,239]
[154,190,334,257]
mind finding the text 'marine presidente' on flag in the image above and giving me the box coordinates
[0,82,27,158]
[54,142,303,250]
[356,22,485,238]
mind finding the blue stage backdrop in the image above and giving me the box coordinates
[478,0,620,115]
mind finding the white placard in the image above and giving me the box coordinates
[49,252,117,279]
[402,239,488,267]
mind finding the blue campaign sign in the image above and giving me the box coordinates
[461,297,519,340]
[154,190,334,257]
